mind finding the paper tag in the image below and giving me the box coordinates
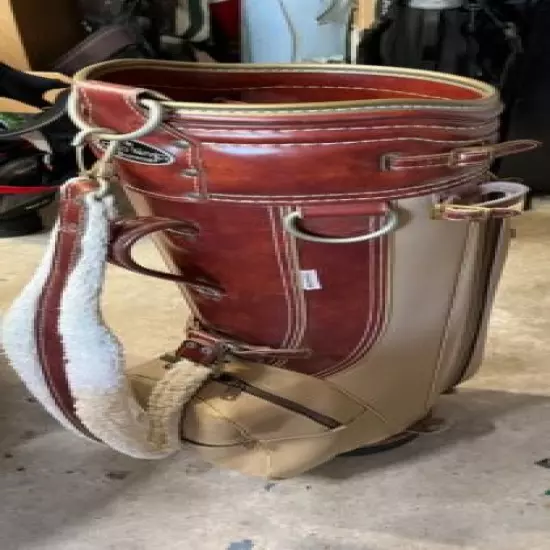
[300,269,322,291]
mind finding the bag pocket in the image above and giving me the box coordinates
[129,357,389,479]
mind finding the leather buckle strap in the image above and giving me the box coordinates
[176,328,312,367]
[432,181,529,221]
[385,140,540,171]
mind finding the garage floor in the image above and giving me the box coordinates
[1,200,549,550]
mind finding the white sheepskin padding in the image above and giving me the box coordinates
[1,195,93,438]
[58,192,211,458]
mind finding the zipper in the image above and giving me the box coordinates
[216,373,342,430]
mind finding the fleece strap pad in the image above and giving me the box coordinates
[2,178,211,458]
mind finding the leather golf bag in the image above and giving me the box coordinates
[2,60,537,479]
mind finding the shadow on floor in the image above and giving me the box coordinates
[309,387,550,480]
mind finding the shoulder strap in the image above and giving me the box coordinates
[1,177,213,457]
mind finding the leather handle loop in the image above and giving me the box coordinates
[109,217,225,298]
[433,181,529,221]
[283,206,399,244]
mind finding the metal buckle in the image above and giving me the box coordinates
[68,91,163,199]
[448,146,494,167]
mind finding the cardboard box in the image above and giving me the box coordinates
[354,0,377,32]
[0,0,85,71]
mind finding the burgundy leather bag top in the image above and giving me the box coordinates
[2,60,537,478]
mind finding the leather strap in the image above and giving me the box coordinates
[385,140,540,170]
[433,180,530,221]
[53,25,143,75]
[177,327,312,366]
[0,92,69,141]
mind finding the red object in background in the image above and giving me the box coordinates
[210,0,240,58]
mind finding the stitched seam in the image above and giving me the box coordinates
[192,395,265,449]
[124,84,452,100]
[339,219,386,373]
[209,170,484,200]
[323,232,387,377]
[208,172,486,203]
[172,103,495,115]
[425,224,474,407]
[281,206,306,352]
[120,171,485,203]
[268,207,293,353]
[174,123,497,134]
[288,206,308,350]
[392,161,490,170]
[200,137,483,148]
[281,206,302,350]
[319,218,378,375]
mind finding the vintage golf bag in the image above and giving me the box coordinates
[1,60,537,479]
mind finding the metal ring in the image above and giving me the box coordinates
[67,89,163,141]
[283,207,399,244]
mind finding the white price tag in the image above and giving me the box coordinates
[300,269,322,291]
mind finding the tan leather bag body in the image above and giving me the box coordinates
[2,60,537,479]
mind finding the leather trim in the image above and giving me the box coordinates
[73,59,499,114]
[0,91,70,141]
[388,140,540,170]
[35,181,99,439]
[53,26,139,75]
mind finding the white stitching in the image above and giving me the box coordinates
[320,221,388,376]
[268,207,293,350]
[173,103,495,115]
[120,170,484,204]
[286,206,308,351]
[173,122,497,134]
[200,137,483,148]
[124,84,452,101]
[318,218,380,376]
[208,170,486,202]
[280,206,306,352]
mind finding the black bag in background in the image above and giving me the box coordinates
[356,0,544,195]
[52,0,224,76]
[496,1,550,195]
[0,64,79,237]
[357,1,524,91]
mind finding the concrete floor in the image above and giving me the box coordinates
[1,200,550,550]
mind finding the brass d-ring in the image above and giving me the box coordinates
[283,207,399,244]
[68,91,163,142]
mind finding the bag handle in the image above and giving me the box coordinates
[108,216,225,297]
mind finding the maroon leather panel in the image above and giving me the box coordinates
[74,63,518,378]
[125,193,298,349]
[123,191,389,377]
[100,66,484,102]
[281,213,388,377]
[75,76,501,205]
[36,180,98,438]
